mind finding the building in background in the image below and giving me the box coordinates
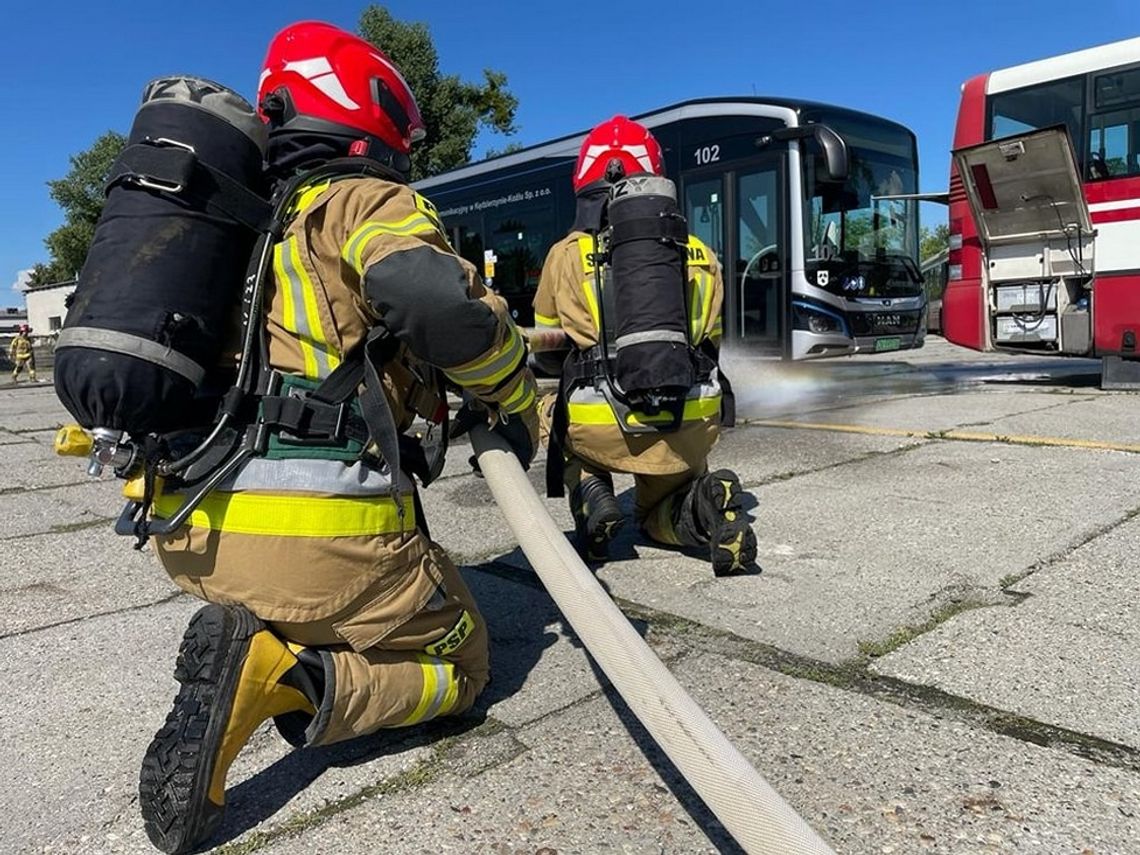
[24,279,76,338]
[0,307,29,336]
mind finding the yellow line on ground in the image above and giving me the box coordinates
[749,420,1140,454]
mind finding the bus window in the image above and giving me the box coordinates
[1088,68,1140,179]
[486,204,557,325]
[736,165,783,344]
[988,77,1084,147]
[450,220,484,272]
[684,177,724,259]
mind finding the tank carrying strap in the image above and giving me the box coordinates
[610,212,687,249]
[107,139,270,231]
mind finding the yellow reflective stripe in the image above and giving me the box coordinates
[689,272,706,342]
[289,239,339,378]
[291,180,331,215]
[581,278,601,331]
[501,376,537,414]
[577,236,595,273]
[577,237,601,330]
[688,269,716,342]
[568,396,722,427]
[534,313,561,329]
[342,215,440,274]
[274,237,338,379]
[400,655,458,725]
[152,491,414,537]
[444,326,525,387]
[401,655,438,725]
[412,192,448,240]
[686,235,712,268]
[438,661,461,716]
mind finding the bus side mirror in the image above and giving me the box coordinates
[757,123,849,182]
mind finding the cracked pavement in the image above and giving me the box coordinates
[1,339,1138,854]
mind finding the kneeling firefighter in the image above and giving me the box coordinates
[535,116,757,574]
[54,21,537,855]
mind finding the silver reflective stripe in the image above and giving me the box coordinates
[56,327,206,385]
[219,457,413,496]
[614,330,689,350]
[422,658,451,721]
[278,241,335,379]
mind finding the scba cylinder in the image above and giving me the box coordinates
[607,175,695,401]
[55,77,267,436]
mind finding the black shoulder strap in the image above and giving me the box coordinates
[359,326,403,502]
[546,363,571,499]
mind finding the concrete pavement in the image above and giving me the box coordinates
[1,338,1137,854]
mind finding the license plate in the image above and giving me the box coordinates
[874,337,901,352]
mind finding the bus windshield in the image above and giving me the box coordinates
[802,114,922,298]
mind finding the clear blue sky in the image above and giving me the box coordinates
[3,0,1137,303]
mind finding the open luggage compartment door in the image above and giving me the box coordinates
[952,126,1092,248]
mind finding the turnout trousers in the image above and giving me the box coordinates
[155,490,489,747]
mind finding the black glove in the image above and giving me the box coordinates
[450,403,535,473]
[490,413,534,471]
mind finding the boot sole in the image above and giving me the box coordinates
[139,604,260,854]
[708,470,758,576]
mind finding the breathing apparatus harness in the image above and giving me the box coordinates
[106,157,449,546]
[546,173,732,498]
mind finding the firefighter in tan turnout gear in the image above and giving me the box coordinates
[139,22,538,854]
[8,324,36,383]
[534,116,757,575]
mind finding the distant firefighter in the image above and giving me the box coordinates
[8,325,37,383]
[535,116,757,574]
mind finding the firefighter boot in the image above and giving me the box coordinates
[677,469,758,576]
[139,604,322,854]
[569,474,625,561]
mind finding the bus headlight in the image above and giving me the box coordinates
[792,300,847,336]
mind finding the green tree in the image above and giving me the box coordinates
[29,131,126,286]
[358,5,518,181]
[920,223,950,263]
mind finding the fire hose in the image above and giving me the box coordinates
[469,424,836,854]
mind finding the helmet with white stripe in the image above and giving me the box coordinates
[258,21,425,169]
[573,115,664,192]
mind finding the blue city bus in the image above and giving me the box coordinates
[415,97,925,359]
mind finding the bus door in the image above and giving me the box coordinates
[684,173,733,346]
[733,156,786,354]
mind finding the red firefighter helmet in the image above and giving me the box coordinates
[258,21,426,155]
[572,115,664,192]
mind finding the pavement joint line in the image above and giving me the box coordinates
[0,479,102,497]
[855,596,997,659]
[468,560,1140,771]
[950,392,1100,431]
[747,419,1140,454]
[0,591,188,641]
[619,600,1140,774]
[1015,502,1140,586]
[0,516,116,542]
[744,440,928,489]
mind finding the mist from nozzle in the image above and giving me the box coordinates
[718,350,840,419]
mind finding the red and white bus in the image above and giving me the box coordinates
[943,36,1140,381]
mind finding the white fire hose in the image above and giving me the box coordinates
[470,425,836,854]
